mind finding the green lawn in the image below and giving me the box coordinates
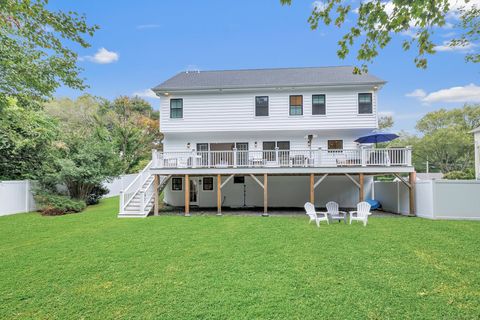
[1,197,479,319]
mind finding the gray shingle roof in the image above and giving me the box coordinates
[152,66,386,92]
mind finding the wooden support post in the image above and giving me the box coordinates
[409,171,416,216]
[310,173,315,204]
[154,175,159,216]
[217,174,222,215]
[359,173,364,202]
[263,174,268,216]
[185,174,190,216]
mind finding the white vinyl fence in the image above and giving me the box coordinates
[374,180,480,220]
[0,174,138,216]
[0,181,36,216]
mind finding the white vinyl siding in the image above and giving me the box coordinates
[160,87,378,133]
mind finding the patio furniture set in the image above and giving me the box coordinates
[304,201,372,227]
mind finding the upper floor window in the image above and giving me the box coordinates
[255,96,269,116]
[312,94,326,115]
[170,98,183,118]
[358,93,373,114]
[289,95,303,115]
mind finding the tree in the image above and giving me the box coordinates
[42,95,122,200]
[105,96,163,173]
[281,0,479,73]
[0,0,98,108]
[0,97,57,180]
[391,104,480,173]
[378,115,394,130]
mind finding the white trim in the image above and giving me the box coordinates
[220,174,235,189]
[249,174,264,189]
[314,174,329,189]
[345,174,360,188]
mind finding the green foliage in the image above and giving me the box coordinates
[390,105,480,173]
[378,115,394,129]
[444,168,476,180]
[102,96,163,173]
[1,197,480,318]
[85,184,109,205]
[0,0,98,108]
[40,127,122,201]
[281,0,478,72]
[0,97,57,180]
[34,191,86,215]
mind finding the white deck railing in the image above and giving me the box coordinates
[152,147,412,169]
[119,160,153,213]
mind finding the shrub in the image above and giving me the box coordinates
[86,185,109,205]
[444,169,475,180]
[34,192,86,216]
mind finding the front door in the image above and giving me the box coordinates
[189,178,199,205]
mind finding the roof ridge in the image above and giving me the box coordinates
[180,65,355,74]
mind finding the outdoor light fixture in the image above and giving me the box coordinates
[187,142,191,149]
[254,141,258,148]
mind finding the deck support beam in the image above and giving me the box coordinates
[359,173,364,202]
[310,173,315,204]
[221,174,234,189]
[217,174,222,215]
[263,174,268,216]
[314,174,328,189]
[184,174,190,216]
[154,174,159,216]
[409,172,416,216]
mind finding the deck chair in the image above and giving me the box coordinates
[324,201,347,223]
[349,202,372,226]
[304,202,329,227]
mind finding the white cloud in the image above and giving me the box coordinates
[407,84,480,104]
[312,1,327,11]
[406,89,427,98]
[434,40,477,52]
[133,89,159,99]
[82,48,119,64]
[136,24,160,30]
[441,31,457,38]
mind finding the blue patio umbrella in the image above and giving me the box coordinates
[355,132,399,146]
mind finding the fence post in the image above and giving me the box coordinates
[318,147,323,167]
[119,191,124,212]
[151,149,157,168]
[140,191,145,213]
[275,147,279,166]
[191,149,197,168]
[233,147,237,168]
[406,146,412,166]
[361,146,366,167]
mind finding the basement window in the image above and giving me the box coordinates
[203,177,213,191]
[172,177,182,191]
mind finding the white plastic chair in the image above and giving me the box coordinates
[349,202,372,226]
[304,202,329,227]
[324,201,347,223]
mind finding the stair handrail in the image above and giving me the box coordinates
[120,160,153,212]
[141,176,156,213]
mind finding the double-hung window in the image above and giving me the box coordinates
[203,177,213,191]
[172,177,183,191]
[170,98,183,118]
[312,94,326,115]
[255,96,269,116]
[358,93,373,114]
[289,95,303,115]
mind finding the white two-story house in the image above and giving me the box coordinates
[119,66,415,217]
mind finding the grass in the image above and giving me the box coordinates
[1,197,479,319]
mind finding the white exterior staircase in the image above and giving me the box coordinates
[118,161,169,218]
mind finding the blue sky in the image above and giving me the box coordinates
[52,0,479,132]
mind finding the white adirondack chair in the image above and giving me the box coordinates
[324,201,347,223]
[349,202,372,226]
[304,202,329,227]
